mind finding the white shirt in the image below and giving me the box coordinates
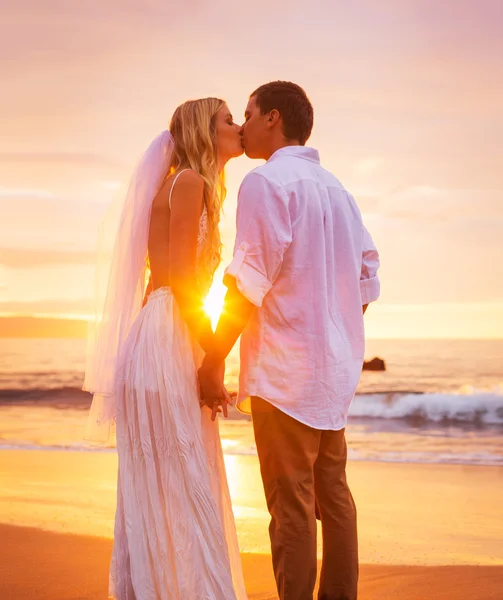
[225,146,380,430]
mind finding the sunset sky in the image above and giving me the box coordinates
[1,0,502,338]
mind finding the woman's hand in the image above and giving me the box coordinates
[198,361,234,421]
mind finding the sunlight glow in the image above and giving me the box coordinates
[204,281,227,329]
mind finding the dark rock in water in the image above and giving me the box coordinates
[362,357,386,371]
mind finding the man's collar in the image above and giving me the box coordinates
[268,145,320,164]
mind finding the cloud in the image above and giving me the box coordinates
[0,248,96,268]
[378,187,503,221]
[354,157,384,176]
[0,188,58,199]
[354,196,381,214]
[0,191,108,248]
[368,211,503,305]
[0,153,127,170]
[0,298,93,317]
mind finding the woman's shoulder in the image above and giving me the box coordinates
[155,169,204,208]
[170,168,204,190]
[165,169,205,213]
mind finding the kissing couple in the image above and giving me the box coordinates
[84,80,380,600]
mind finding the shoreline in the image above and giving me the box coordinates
[1,444,503,469]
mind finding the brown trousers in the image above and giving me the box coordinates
[251,397,358,600]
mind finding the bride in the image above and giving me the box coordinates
[83,98,247,600]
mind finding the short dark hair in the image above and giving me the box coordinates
[251,81,314,145]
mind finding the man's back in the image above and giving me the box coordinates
[226,145,380,430]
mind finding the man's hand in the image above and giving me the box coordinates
[198,362,232,421]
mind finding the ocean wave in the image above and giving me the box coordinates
[347,449,503,467]
[1,385,503,427]
[0,386,91,407]
[349,389,503,426]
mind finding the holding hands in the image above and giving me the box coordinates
[198,360,236,421]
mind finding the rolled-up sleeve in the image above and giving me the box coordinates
[224,173,292,307]
[360,225,380,304]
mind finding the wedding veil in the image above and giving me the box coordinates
[83,130,175,444]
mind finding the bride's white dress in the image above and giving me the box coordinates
[110,205,247,600]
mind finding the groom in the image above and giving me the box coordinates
[198,81,380,600]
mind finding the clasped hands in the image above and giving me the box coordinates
[197,359,236,421]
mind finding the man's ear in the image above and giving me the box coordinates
[266,109,281,129]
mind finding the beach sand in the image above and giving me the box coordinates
[1,524,502,600]
[0,449,502,599]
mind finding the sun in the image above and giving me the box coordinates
[204,281,226,329]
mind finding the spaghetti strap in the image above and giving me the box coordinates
[168,169,191,210]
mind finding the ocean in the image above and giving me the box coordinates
[1,338,502,466]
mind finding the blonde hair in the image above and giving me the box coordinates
[169,97,227,290]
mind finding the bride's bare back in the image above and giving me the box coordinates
[147,169,205,292]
